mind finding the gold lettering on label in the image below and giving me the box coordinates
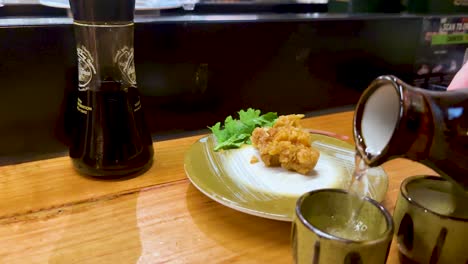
[77,105,87,114]
[134,99,141,112]
[77,98,93,114]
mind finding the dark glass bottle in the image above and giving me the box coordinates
[68,0,154,177]
[354,75,468,191]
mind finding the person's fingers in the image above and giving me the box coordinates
[448,62,468,90]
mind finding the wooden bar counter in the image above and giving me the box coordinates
[0,111,436,263]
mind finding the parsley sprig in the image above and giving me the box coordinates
[209,108,278,151]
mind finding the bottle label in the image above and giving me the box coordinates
[114,46,137,86]
[77,45,96,91]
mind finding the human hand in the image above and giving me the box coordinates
[448,62,468,91]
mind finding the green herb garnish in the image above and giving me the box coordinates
[209,108,278,151]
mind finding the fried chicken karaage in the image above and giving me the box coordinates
[251,114,320,174]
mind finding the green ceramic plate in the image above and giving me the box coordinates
[184,134,388,222]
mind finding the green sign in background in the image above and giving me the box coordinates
[432,33,468,45]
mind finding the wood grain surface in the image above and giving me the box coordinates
[0,111,437,263]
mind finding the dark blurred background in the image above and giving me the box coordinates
[0,0,467,164]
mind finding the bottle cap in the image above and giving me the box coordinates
[69,0,135,23]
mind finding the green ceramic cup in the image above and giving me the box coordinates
[291,189,393,264]
[393,175,468,264]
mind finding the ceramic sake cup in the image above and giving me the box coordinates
[393,175,468,264]
[291,189,393,264]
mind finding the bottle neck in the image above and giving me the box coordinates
[354,76,434,166]
[73,23,136,91]
[69,0,135,24]
[354,76,405,166]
